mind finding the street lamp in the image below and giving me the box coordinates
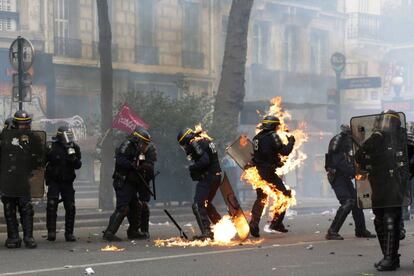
[391,75,404,99]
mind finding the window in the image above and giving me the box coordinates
[310,30,328,74]
[136,0,158,64]
[54,0,69,39]
[252,21,269,65]
[359,0,369,13]
[54,0,81,58]
[182,1,203,68]
[0,0,17,31]
[284,26,299,72]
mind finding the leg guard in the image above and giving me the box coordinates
[327,199,354,238]
[192,203,212,239]
[2,198,21,248]
[63,200,76,242]
[376,211,399,271]
[140,201,150,234]
[46,198,58,241]
[206,203,221,225]
[127,199,140,239]
[249,189,267,238]
[19,200,36,249]
[103,206,128,242]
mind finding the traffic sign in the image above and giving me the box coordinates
[12,85,32,102]
[9,37,34,72]
[330,52,346,73]
[339,77,382,90]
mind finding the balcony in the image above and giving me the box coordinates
[54,37,82,58]
[135,45,159,65]
[92,41,119,62]
[182,51,204,69]
[347,13,380,41]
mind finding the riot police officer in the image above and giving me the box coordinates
[355,110,409,271]
[325,125,375,240]
[103,126,155,241]
[1,110,38,248]
[249,115,295,238]
[45,126,82,242]
[177,127,222,240]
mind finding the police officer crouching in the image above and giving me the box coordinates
[1,111,37,248]
[325,125,375,240]
[103,126,155,241]
[177,127,222,240]
[45,126,82,242]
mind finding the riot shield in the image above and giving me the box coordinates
[220,173,250,241]
[350,112,411,209]
[0,129,46,198]
[225,135,253,169]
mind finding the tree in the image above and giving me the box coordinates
[211,0,254,149]
[96,0,114,210]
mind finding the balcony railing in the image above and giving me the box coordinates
[135,45,159,65]
[347,13,380,41]
[54,37,82,58]
[182,51,204,69]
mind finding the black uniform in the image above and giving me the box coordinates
[355,124,407,271]
[0,111,39,249]
[45,139,82,241]
[103,133,155,241]
[186,137,222,239]
[249,129,295,236]
[325,129,374,240]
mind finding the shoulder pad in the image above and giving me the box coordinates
[190,140,204,156]
[329,134,342,152]
[146,143,157,161]
[271,132,282,148]
[119,140,132,154]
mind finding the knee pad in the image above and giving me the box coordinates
[21,202,34,216]
[384,214,395,231]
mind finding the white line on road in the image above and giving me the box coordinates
[0,240,330,275]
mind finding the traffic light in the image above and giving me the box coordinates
[327,88,338,120]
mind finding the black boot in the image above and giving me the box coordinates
[2,199,22,248]
[137,202,150,240]
[192,203,213,240]
[46,198,58,241]
[269,212,288,233]
[376,215,399,271]
[103,209,126,242]
[326,199,354,240]
[249,194,266,238]
[64,201,76,242]
[20,201,37,249]
[127,200,141,240]
[355,229,376,238]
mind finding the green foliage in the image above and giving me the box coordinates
[115,91,213,202]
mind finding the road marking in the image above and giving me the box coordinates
[0,240,330,275]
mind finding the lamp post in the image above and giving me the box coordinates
[391,75,403,99]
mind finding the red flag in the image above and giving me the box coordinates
[112,104,149,133]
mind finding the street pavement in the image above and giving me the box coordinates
[0,208,414,275]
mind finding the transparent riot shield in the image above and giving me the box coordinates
[0,129,46,198]
[225,135,253,169]
[350,112,411,209]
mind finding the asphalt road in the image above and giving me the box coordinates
[0,209,413,276]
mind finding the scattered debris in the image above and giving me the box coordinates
[84,267,95,275]
[131,240,137,246]
[272,268,277,271]
[266,254,269,257]
[315,231,320,234]
[69,248,76,252]
[149,221,170,226]
[349,223,353,226]
[286,210,297,217]
[272,244,280,247]
[64,265,73,269]
[321,210,331,216]
[184,223,193,227]
[306,245,314,250]
[358,254,363,257]
[330,252,335,255]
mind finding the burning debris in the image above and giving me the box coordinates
[100,245,125,252]
[155,216,262,247]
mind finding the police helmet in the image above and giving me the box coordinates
[13,110,32,128]
[260,115,280,130]
[177,127,195,146]
[131,126,151,145]
[55,125,75,144]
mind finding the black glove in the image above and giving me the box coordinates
[283,189,292,197]
[288,135,295,145]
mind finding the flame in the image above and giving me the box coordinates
[155,216,261,247]
[239,134,249,148]
[355,173,367,181]
[154,237,263,248]
[257,96,309,176]
[241,167,296,218]
[212,215,237,243]
[101,245,125,252]
[193,123,213,141]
